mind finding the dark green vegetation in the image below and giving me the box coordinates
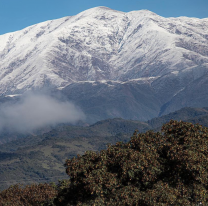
[0,107,208,191]
[0,183,57,206]
[1,120,208,205]
[148,107,208,129]
[0,118,150,191]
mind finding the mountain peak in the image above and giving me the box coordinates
[91,6,114,10]
[84,6,123,12]
[0,7,207,124]
[0,7,207,96]
[75,6,124,19]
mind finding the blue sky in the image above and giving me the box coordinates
[0,0,207,35]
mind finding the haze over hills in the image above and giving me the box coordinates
[0,6,208,122]
[0,106,208,191]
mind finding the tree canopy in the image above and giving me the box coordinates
[55,120,208,205]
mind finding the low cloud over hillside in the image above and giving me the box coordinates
[0,93,85,133]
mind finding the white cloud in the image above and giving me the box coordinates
[0,93,85,133]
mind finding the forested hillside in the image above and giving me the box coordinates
[0,107,208,191]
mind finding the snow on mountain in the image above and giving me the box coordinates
[0,7,208,122]
[0,6,207,95]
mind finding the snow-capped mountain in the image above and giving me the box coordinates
[0,6,208,122]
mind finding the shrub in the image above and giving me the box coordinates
[0,183,57,206]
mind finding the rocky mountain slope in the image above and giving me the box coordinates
[0,7,208,122]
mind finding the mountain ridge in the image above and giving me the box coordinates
[0,7,207,94]
[0,6,208,122]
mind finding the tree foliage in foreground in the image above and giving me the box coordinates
[0,183,57,206]
[55,120,208,205]
[0,120,208,205]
